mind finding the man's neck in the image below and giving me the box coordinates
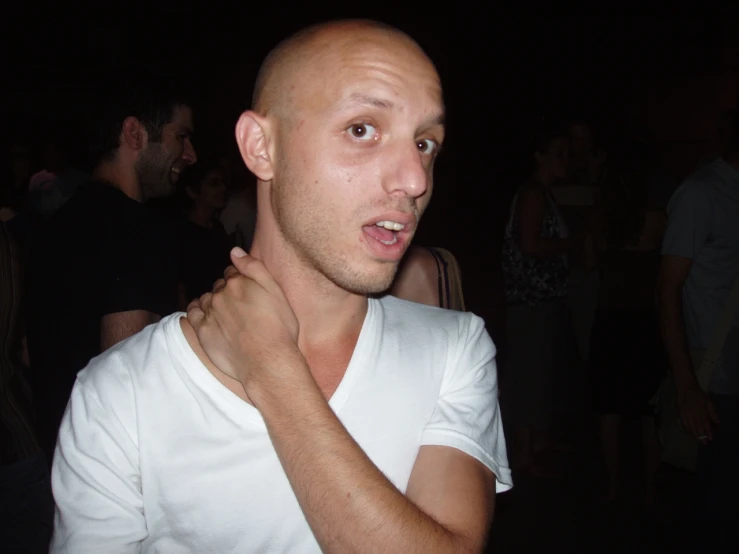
[93,160,142,202]
[249,230,368,351]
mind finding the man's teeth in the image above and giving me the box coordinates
[375,221,405,231]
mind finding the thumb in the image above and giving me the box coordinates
[230,247,250,273]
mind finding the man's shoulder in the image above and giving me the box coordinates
[668,168,717,213]
[75,315,178,397]
[376,295,483,339]
[681,160,730,192]
[39,182,131,245]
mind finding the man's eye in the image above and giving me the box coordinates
[347,123,378,142]
[417,138,438,155]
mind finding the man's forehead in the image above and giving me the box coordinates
[309,53,443,116]
[171,105,194,130]
[332,89,445,126]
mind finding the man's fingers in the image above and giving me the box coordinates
[213,278,227,294]
[708,400,721,425]
[223,265,241,280]
[187,299,205,330]
[189,292,215,325]
[225,250,286,300]
[689,407,713,443]
[684,415,700,441]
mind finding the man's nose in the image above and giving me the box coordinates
[382,142,429,200]
[183,140,197,165]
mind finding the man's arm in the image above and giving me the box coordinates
[658,256,720,441]
[99,220,178,351]
[251,368,496,554]
[101,310,160,351]
[658,181,719,442]
[51,378,145,553]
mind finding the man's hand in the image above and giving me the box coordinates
[186,247,301,391]
[676,380,720,444]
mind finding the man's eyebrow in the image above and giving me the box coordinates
[429,112,445,127]
[346,92,397,110]
[340,92,445,127]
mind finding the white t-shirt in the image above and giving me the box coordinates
[51,296,512,553]
[662,159,739,394]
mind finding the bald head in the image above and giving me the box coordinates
[252,20,434,118]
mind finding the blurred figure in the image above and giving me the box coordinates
[25,134,88,220]
[1,138,33,216]
[25,77,197,462]
[0,139,34,243]
[0,221,53,553]
[552,119,608,365]
[175,160,231,309]
[589,137,667,504]
[390,245,465,310]
[501,124,586,474]
[219,170,257,252]
[659,110,739,553]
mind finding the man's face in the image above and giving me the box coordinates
[268,34,445,295]
[136,105,197,200]
[190,169,227,211]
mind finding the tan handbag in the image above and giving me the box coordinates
[654,276,739,472]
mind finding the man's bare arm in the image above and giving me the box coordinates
[658,255,720,441]
[251,368,495,554]
[100,310,160,351]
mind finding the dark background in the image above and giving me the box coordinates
[4,10,738,339]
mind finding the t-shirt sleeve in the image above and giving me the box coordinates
[100,221,179,317]
[50,374,146,553]
[420,314,513,492]
[661,181,713,260]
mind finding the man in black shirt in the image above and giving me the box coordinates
[26,79,197,461]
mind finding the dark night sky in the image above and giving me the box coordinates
[4,10,737,329]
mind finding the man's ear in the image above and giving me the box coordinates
[235,111,274,182]
[121,116,147,151]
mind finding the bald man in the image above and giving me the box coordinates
[50,21,511,553]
